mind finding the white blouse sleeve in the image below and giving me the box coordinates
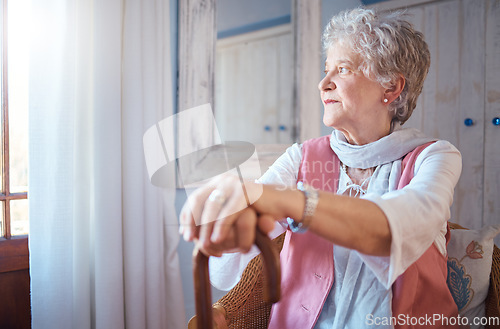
[360,140,462,288]
[208,143,302,290]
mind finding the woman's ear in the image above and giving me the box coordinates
[384,74,405,104]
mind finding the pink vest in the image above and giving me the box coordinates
[268,135,459,329]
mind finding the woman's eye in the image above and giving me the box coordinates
[339,67,349,74]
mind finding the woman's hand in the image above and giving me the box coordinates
[179,174,276,257]
[180,173,392,257]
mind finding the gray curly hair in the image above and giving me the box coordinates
[323,8,430,125]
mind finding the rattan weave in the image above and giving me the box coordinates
[213,233,285,329]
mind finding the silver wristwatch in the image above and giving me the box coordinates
[287,182,319,233]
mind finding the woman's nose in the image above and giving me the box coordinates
[318,74,334,91]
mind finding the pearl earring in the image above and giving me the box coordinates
[383,98,388,103]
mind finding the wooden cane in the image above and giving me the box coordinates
[192,229,281,329]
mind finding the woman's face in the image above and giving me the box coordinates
[318,42,391,144]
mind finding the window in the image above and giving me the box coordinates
[0,0,29,241]
[0,2,30,326]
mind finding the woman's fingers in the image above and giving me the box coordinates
[234,208,257,253]
[180,183,218,241]
[180,173,281,256]
[179,202,196,241]
[187,176,241,255]
[197,208,258,256]
[257,213,276,235]
[197,220,220,256]
[210,190,249,243]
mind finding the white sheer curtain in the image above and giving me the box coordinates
[28,0,185,328]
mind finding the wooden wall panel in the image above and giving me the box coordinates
[419,1,438,138]
[403,6,425,131]
[456,0,486,230]
[177,0,218,187]
[278,32,294,144]
[0,238,30,329]
[428,1,460,144]
[484,0,500,245]
[178,0,216,112]
[0,239,29,273]
[292,0,322,142]
[0,269,31,329]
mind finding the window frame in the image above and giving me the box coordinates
[0,0,29,267]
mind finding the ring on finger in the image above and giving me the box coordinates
[208,189,227,205]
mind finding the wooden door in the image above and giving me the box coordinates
[215,24,294,144]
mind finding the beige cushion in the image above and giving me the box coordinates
[447,225,500,325]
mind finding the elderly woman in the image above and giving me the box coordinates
[181,7,462,329]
